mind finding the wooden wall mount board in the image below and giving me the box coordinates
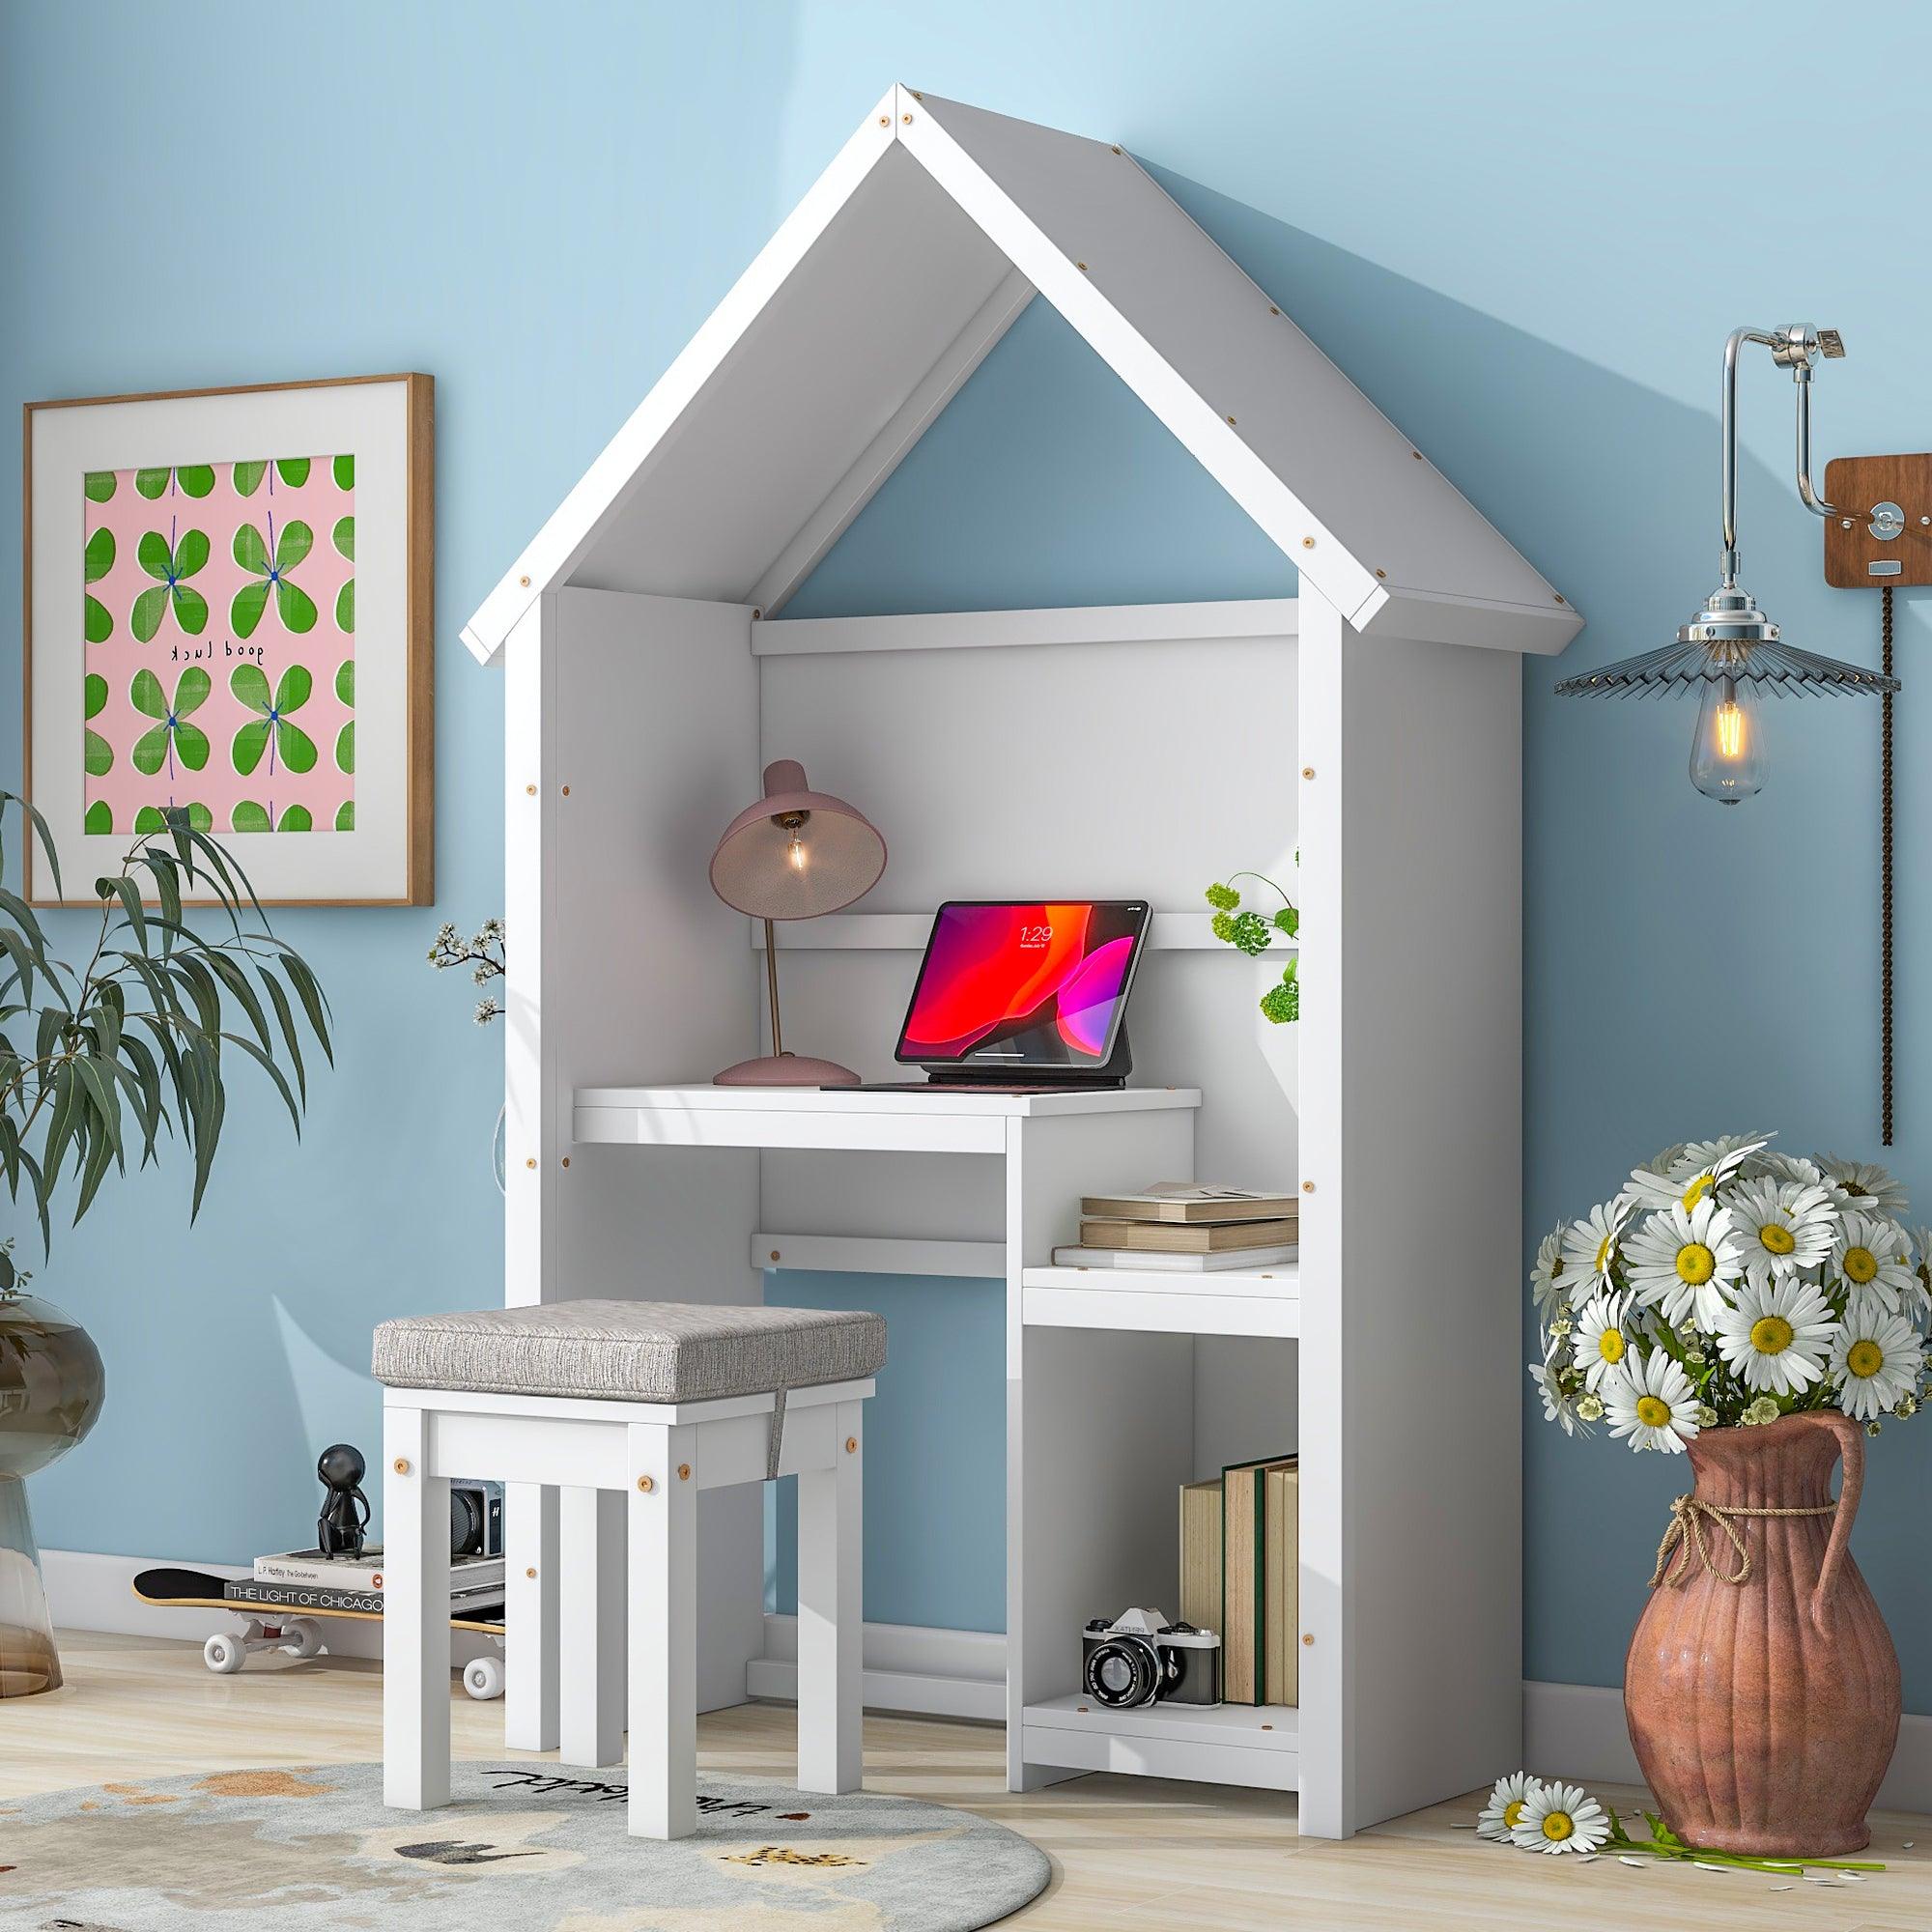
[22,373,433,905]
[1823,453,1932,587]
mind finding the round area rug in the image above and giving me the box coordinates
[0,1763,1052,1930]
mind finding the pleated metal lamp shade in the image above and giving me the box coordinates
[709,760,887,920]
[709,760,886,1087]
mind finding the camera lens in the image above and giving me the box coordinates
[1084,1635,1160,1709]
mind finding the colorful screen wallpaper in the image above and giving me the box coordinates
[899,901,1147,1065]
[81,457,356,838]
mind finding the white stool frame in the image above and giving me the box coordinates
[383,1377,871,1838]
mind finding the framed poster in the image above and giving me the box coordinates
[23,374,433,905]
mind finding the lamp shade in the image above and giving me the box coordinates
[709,759,886,920]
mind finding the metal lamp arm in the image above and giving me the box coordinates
[1719,324,1843,583]
[1793,364,1837,521]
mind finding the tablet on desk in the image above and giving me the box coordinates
[866,899,1150,1091]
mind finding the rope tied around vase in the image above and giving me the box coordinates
[1649,1493,1839,1588]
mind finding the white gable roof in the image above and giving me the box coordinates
[463,85,1579,664]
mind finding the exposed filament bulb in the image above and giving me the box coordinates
[787,832,807,871]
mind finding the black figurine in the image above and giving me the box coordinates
[316,1442,371,1560]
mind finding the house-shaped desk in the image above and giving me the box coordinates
[465,84,1578,1837]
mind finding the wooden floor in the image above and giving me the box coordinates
[3,1632,1929,1929]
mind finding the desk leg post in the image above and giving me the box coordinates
[559,1486,626,1767]
[797,1399,864,1794]
[629,1423,696,1839]
[505,1483,559,1751]
[384,1403,450,1809]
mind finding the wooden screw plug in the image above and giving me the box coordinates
[393,1458,411,1475]
[637,1475,655,1493]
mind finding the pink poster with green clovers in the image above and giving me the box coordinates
[82,456,355,837]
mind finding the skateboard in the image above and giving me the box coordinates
[131,1566,508,1700]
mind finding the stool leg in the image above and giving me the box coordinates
[559,1485,626,1767]
[797,1398,863,1794]
[384,1402,451,1809]
[628,1423,696,1839]
[504,1482,559,1752]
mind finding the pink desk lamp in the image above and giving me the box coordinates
[709,759,886,1087]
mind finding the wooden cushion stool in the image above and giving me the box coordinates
[372,1299,884,1839]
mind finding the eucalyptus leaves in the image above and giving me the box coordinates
[0,793,330,1245]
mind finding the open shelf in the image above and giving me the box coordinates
[1022,1264,1299,1337]
[1022,1691,1298,1792]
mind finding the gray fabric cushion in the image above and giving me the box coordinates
[370,1299,884,1404]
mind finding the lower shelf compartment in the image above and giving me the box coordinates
[1021,1692,1298,1792]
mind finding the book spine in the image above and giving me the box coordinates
[224,1580,384,1614]
[253,1559,384,1590]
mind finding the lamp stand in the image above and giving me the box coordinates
[713,918,863,1088]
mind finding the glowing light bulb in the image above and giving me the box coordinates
[1690,674,1766,804]
[787,832,807,871]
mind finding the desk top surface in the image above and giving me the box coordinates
[574,1083,1204,1119]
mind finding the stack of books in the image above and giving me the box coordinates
[227,1547,505,1616]
[1179,1454,1299,1705]
[1052,1181,1297,1272]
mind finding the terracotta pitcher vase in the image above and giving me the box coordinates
[1624,1410,1900,1855]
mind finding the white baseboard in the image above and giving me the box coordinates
[43,1548,500,1667]
[1526,1679,1932,1816]
[52,1553,1923,1809]
[748,1612,1006,1720]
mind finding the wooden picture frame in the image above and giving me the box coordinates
[22,373,433,905]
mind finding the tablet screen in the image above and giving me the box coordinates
[895,900,1150,1067]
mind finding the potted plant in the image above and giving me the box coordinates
[0,794,328,1694]
[1530,1134,1923,1853]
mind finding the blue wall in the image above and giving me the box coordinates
[7,2,1932,1705]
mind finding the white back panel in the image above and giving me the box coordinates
[757,620,1297,1232]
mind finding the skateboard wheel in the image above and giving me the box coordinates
[205,1632,246,1674]
[282,1618,325,1660]
[464,1654,506,1700]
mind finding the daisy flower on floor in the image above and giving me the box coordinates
[1603,1349,1701,1453]
[1572,1292,1633,1392]
[1820,1155,1911,1216]
[1726,1175,1836,1287]
[1477,1771,1542,1843]
[1557,1199,1629,1300]
[1833,1210,1918,1321]
[1511,1780,1610,1855]
[1622,1196,1747,1331]
[1830,1311,1925,1422]
[1715,1275,1838,1396]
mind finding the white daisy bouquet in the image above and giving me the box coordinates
[1529,1136,1931,1450]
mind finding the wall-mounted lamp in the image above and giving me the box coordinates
[1556,326,1897,802]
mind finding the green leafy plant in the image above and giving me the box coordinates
[0,792,331,1249]
[1205,868,1299,1024]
